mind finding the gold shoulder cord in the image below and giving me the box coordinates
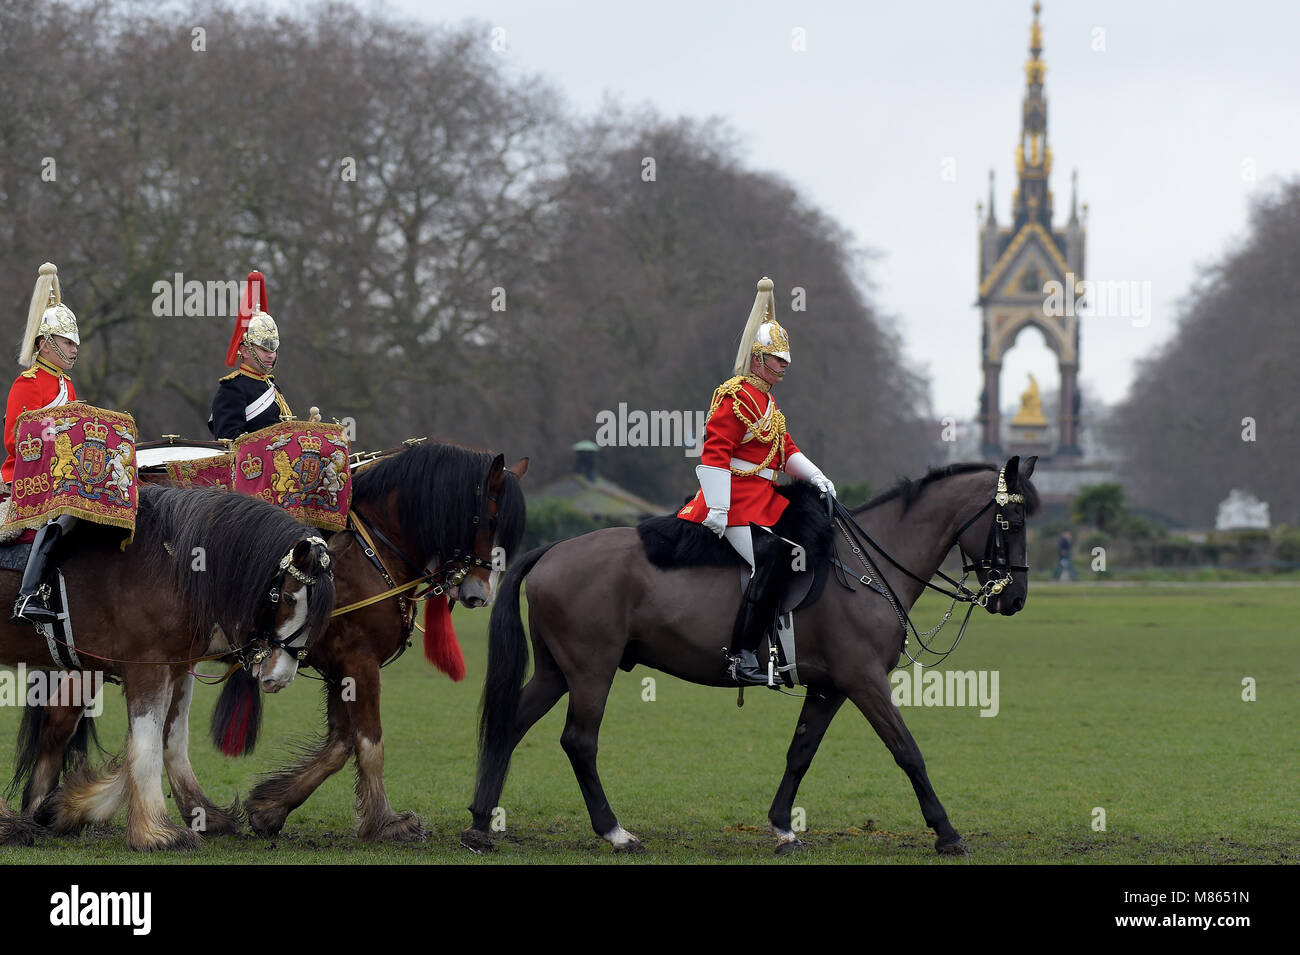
[265,377,292,419]
[707,377,787,477]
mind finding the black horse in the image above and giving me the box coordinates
[463,456,1038,856]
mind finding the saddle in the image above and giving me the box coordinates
[0,538,32,571]
[637,481,834,615]
[0,539,84,670]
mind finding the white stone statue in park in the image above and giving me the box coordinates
[1215,489,1270,530]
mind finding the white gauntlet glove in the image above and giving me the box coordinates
[696,465,731,538]
[785,452,835,499]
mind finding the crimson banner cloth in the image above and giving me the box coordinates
[233,422,351,532]
[165,453,234,490]
[3,402,138,541]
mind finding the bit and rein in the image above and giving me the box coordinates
[236,536,330,673]
[329,446,499,657]
[829,469,1028,667]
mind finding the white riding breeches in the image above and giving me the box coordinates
[724,525,755,576]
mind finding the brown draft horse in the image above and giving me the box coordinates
[13,440,528,843]
[463,456,1038,856]
[223,440,528,840]
[0,486,337,850]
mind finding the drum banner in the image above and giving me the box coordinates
[165,453,234,490]
[232,422,351,532]
[3,402,138,541]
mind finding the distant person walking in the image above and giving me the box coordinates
[1053,530,1078,581]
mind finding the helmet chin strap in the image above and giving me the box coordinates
[243,342,275,375]
[42,336,76,370]
[756,355,785,380]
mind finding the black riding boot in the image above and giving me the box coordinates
[725,532,793,687]
[12,516,74,624]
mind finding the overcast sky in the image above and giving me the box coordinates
[366,0,1297,419]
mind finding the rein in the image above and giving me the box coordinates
[829,467,1028,668]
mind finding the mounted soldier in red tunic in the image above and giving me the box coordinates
[2,263,85,623]
[678,276,836,685]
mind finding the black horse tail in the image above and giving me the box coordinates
[472,543,555,821]
[210,667,263,757]
[8,701,102,810]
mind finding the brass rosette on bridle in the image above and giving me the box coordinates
[278,536,329,586]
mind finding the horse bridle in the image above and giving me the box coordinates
[240,537,331,670]
[336,457,503,666]
[831,466,1029,666]
[951,468,1030,603]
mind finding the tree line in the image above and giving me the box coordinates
[0,0,936,507]
[1104,179,1300,527]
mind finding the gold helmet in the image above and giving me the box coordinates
[244,309,280,352]
[732,276,790,377]
[20,262,80,367]
[225,270,281,367]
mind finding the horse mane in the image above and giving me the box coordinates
[853,462,1041,517]
[133,485,334,644]
[351,439,527,565]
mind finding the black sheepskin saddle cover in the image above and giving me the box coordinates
[637,482,834,611]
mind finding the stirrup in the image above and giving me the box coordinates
[12,590,58,625]
[724,648,773,688]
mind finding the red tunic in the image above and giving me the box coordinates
[678,376,800,527]
[2,360,76,484]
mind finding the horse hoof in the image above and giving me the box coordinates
[247,806,287,839]
[460,828,496,854]
[0,814,41,846]
[168,826,203,851]
[129,823,201,852]
[613,838,645,855]
[37,792,87,837]
[936,837,969,856]
[775,838,806,856]
[187,804,243,836]
[199,813,243,837]
[363,811,427,843]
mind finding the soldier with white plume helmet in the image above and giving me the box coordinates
[678,276,836,685]
[2,262,83,623]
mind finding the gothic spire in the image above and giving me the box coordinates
[1013,1,1052,229]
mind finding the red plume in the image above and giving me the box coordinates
[422,596,466,681]
[225,270,268,367]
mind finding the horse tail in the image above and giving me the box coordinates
[8,703,47,803]
[70,708,101,769]
[210,667,263,757]
[8,701,102,809]
[474,543,555,812]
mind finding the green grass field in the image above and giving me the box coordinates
[0,582,1295,864]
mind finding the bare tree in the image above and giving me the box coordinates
[1106,179,1300,526]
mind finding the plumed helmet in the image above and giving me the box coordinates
[20,262,79,367]
[244,309,280,352]
[732,276,790,377]
[225,270,283,367]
